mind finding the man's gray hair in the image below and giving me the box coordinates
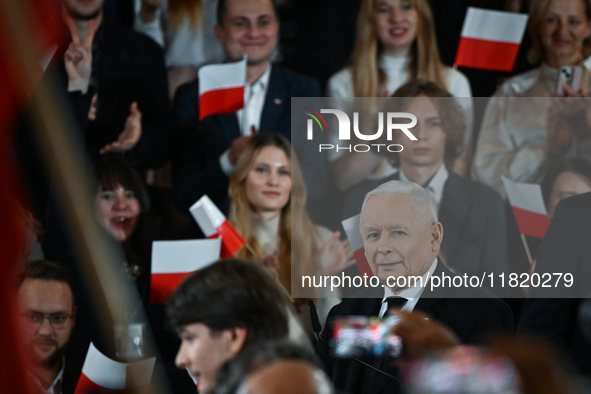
[361,180,438,224]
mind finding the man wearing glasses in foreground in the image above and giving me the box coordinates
[18,260,77,394]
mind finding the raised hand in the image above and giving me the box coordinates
[545,96,575,157]
[64,18,96,94]
[262,254,280,281]
[100,102,142,153]
[317,231,355,275]
[88,94,98,120]
[229,135,255,165]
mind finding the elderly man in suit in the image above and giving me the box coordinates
[172,0,323,214]
[317,180,513,394]
[342,80,508,290]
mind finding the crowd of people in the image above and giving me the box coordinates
[10,0,591,393]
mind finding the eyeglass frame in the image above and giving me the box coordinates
[19,311,74,330]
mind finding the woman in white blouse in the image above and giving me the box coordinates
[472,0,591,196]
[327,0,473,188]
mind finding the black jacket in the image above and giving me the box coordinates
[316,262,514,394]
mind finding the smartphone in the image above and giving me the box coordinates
[556,66,583,96]
[331,316,402,359]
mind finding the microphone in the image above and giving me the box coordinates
[308,300,322,340]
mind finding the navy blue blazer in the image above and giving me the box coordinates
[172,65,324,213]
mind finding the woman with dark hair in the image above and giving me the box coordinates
[540,158,591,219]
[94,154,153,301]
[473,0,591,197]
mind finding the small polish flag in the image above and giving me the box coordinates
[502,177,551,239]
[74,343,155,393]
[187,368,198,388]
[190,195,245,258]
[150,239,221,304]
[342,214,374,277]
[455,7,528,72]
[198,56,247,120]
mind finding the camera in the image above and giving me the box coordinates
[331,316,403,359]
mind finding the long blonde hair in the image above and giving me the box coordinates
[168,0,203,31]
[229,134,319,298]
[350,0,447,97]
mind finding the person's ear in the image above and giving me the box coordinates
[228,326,248,356]
[431,222,443,252]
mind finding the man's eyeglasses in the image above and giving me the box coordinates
[20,312,73,329]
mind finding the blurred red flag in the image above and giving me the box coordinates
[0,0,65,392]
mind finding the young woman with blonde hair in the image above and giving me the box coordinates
[327,0,473,187]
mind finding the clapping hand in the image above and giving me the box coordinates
[100,102,143,153]
[546,85,591,156]
[317,231,355,275]
[64,18,96,94]
[262,254,280,281]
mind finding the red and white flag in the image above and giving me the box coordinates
[502,177,551,239]
[190,195,245,258]
[150,239,221,303]
[455,7,528,72]
[342,214,374,277]
[198,56,247,120]
[74,343,155,393]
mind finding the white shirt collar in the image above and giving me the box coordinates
[28,358,65,394]
[399,164,448,207]
[238,63,272,136]
[378,258,438,318]
[250,63,272,88]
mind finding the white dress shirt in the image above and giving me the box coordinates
[399,164,449,208]
[219,64,272,176]
[378,257,438,318]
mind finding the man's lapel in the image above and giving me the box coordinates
[415,260,448,318]
[216,113,241,142]
[259,67,284,132]
[438,172,469,263]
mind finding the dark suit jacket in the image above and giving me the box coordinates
[518,192,591,376]
[315,262,513,394]
[172,65,324,213]
[58,20,170,169]
[342,170,508,292]
[18,20,170,219]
